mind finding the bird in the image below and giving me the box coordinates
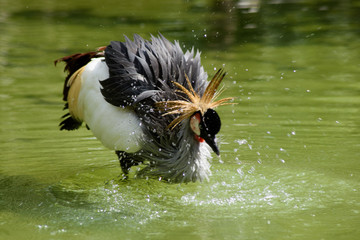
[55,34,235,183]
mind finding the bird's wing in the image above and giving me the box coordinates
[100,34,208,107]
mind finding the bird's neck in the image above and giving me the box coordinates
[136,120,212,182]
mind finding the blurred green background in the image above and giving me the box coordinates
[1,0,359,239]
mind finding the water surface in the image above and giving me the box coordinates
[1,0,359,239]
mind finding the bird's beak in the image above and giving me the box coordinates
[204,134,220,156]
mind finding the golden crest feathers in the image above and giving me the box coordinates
[156,69,235,129]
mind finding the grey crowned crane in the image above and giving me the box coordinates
[55,34,235,183]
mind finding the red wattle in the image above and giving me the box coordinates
[194,134,205,142]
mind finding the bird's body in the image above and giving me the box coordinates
[56,34,233,183]
[68,58,143,152]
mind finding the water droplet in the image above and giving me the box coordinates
[248,166,255,173]
[235,139,247,145]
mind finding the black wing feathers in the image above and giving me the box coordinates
[101,34,207,109]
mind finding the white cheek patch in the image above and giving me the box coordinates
[190,114,201,136]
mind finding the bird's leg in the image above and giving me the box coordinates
[116,151,130,174]
[115,151,140,174]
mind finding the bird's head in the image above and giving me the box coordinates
[190,109,221,155]
[156,69,235,156]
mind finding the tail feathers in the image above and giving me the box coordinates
[60,113,82,130]
[55,47,106,131]
[54,48,105,101]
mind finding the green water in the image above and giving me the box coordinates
[1,0,359,239]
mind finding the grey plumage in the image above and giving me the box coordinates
[101,34,210,182]
[123,120,212,183]
[101,34,207,107]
